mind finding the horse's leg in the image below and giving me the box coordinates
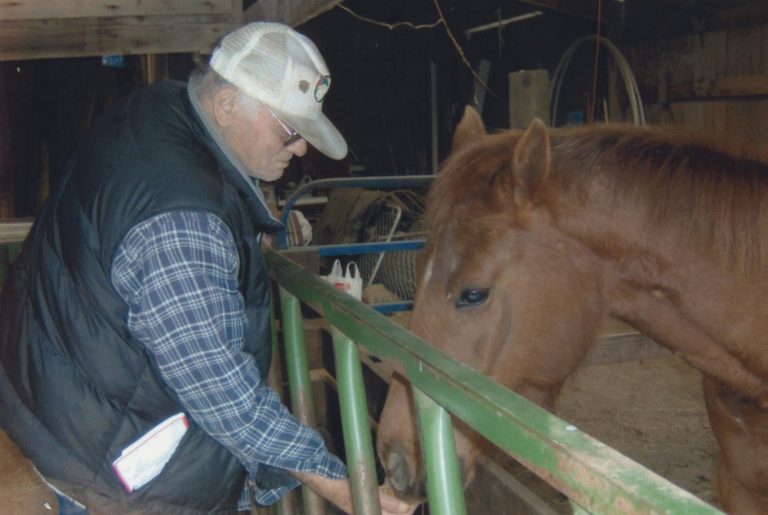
[703,377,768,513]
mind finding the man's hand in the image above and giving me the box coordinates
[291,470,419,514]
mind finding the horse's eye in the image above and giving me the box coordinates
[456,288,490,308]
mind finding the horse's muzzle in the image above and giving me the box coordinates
[381,441,427,502]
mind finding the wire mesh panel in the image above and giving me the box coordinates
[369,235,421,300]
[357,204,401,286]
[354,191,425,301]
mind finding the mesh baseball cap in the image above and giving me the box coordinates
[210,22,347,160]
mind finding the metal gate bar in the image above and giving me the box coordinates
[412,388,466,515]
[331,326,381,514]
[267,248,723,515]
[268,296,297,515]
[279,287,327,515]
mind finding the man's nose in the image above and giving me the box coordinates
[287,138,307,157]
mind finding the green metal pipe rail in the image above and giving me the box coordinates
[266,248,723,515]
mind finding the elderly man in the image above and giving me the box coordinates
[0,22,413,514]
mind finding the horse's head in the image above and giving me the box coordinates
[376,107,607,500]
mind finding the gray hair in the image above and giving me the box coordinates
[190,63,231,98]
[190,63,264,119]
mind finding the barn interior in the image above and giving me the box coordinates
[2,1,767,219]
[0,1,766,513]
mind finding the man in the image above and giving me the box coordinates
[0,22,413,514]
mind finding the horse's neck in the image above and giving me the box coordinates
[560,190,768,400]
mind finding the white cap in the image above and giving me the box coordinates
[210,22,347,160]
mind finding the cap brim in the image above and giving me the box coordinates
[278,110,348,160]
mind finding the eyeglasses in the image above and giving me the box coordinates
[264,105,303,147]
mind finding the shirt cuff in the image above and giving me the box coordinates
[238,452,348,508]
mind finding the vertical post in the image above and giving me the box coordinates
[331,327,381,515]
[140,53,169,85]
[472,59,491,116]
[508,69,551,129]
[430,60,439,174]
[413,388,466,515]
[142,54,157,84]
[279,287,326,515]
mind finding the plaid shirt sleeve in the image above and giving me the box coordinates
[111,210,346,507]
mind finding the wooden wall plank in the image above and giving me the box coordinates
[665,74,768,100]
[625,0,768,40]
[0,0,233,21]
[627,22,768,147]
[629,24,768,100]
[667,99,768,152]
[0,15,239,61]
[244,0,342,27]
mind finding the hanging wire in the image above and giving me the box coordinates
[336,2,499,99]
[337,4,442,30]
[430,0,500,100]
[496,6,504,56]
[587,0,603,123]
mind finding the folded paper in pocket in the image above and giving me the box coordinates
[112,412,189,493]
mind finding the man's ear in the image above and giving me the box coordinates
[212,87,238,127]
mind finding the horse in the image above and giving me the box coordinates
[376,106,768,514]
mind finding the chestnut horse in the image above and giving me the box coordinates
[376,107,768,513]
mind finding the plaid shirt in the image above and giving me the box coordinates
[111,210,346,508]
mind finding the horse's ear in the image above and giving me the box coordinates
[509,118,550,208]
[451,105,486,153]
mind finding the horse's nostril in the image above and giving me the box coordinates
[386,450,411,494]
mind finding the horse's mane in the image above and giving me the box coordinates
[429,124,768,273]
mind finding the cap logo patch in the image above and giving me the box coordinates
[314,75,331,103]
[298,80,310,93]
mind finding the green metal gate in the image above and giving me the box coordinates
[0,230,724,515]
[266,248,723,515]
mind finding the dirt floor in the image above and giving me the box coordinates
[496,354,721,513]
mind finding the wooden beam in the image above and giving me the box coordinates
[0,0,233,21]
[516,0,622,22]
[244,0,342,27]
[625,0,768,38]
[640,75,768,104]
[705,3,768,31]
[0,220,32,244]
[0,14,239,61]
[677,75,768,100]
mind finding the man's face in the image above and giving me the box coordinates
[216,90,307,182]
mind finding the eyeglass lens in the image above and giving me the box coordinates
[266,106,302,147]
